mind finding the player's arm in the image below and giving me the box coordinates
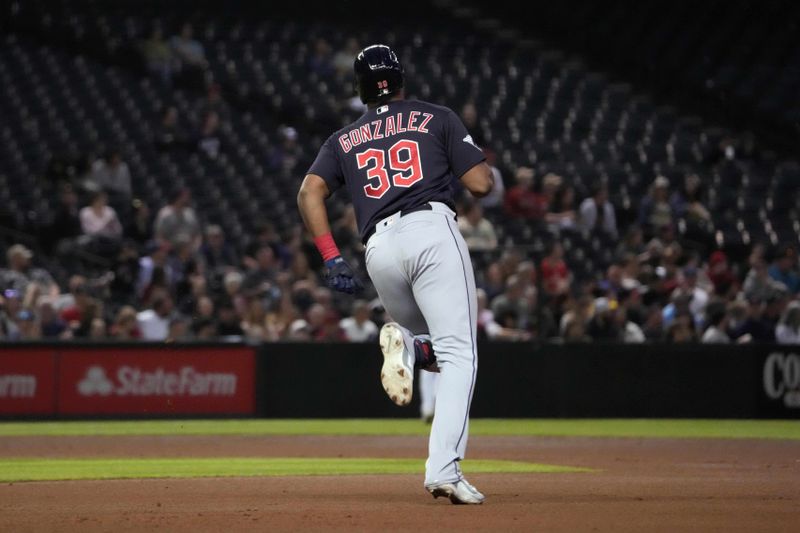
[297,173,363,294]
[297,173,333,238]
[460,162,494,198]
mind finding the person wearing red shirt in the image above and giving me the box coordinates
[540,242,571,297]
[504,167,548,220]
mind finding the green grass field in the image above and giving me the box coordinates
[0,458,589,483]
[2,419,796,482]
[1,418,798,440]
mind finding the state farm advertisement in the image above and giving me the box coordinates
[0,350,57,415]
[58,346,256,415]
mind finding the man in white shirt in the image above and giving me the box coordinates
[136,294,174,341]
[339,299,378,342]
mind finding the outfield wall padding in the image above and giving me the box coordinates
[1,342,798,418]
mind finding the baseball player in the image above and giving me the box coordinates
[298,44,493,504]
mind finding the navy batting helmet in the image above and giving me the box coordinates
[354,44,404,104]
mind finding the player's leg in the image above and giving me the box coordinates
[418,369,438,423]
[366,232,433,405]
[398,209,478,488]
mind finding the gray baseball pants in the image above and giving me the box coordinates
[365,201,478,486]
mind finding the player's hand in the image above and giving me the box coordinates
[324,256,364,294]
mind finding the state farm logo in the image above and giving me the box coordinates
[77,365,237,397]
[0,374,37,398]
[763,352,800,408]
[78,367,114,396]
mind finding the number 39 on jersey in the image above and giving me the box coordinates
[357,139,423,199]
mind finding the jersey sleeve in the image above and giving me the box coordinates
[443,109,486,178]
[307,137,344,193]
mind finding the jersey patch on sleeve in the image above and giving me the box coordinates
[463,134,480,149]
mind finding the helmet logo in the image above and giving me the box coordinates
[377,80,388,89]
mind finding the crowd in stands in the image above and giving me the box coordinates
[2,141,800,345]
[1,22,799,345]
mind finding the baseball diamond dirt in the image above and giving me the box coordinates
[0,423,798,532]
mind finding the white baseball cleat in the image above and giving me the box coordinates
[426,478,485,505]
[379,322,414,406]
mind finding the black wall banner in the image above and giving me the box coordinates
[258,342,800,419]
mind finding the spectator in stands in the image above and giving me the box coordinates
[37,297,69,339]
[665,315,695,343]
[597,263,624,297]
[639,176,673,233]
[141,27,174,85]
[701,301,730,343]
[776,301,800,344]
[559,294,592,336]
[86,150,132,200]
[14,308,41,340]
[681,267,710,327]
[617,290,646,343]
[308,38,334,78]
[476,288,530,341]
[223,270,246,315]
[155,107,185,151]
[578,183,617,238]
[540,242,570,298]
[247,220,292,269]
[333,37,360,74]
[46,183,82,253]
[193,318,217,339]
[707,250,738,297]
[491,275,530,330]
[504,167,547,220]
[136,242,176,301]
[661,288,694,330]
[216,298,244,337]
[242,245,278,298]
[136,292,174,340]
[266,126,301,174]
[155,188,201,250]
[126,198,153,245]
[0,244,59,300]
[562,317,591,342]
[241,297,268,341]
[744,258,786,302]
[458,201,498,251]
[195,111,222,159]
[89,317,109,339]
[586,297,620,340]
[202,224,238,273]
[79,191,124,249]
[166,316,190,342]
[59,281,96,328]
[339,299,378,342]
[481,262,506,301]
[288,252,317,285]
[768,245,800,294]
[730,297,775,342]
[670,173,711,225]
[616,226,645,260]
[171,23,207,71]
[110,306,140,339]
[546,184,577,232]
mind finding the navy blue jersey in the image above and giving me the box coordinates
[307,99,486,242]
